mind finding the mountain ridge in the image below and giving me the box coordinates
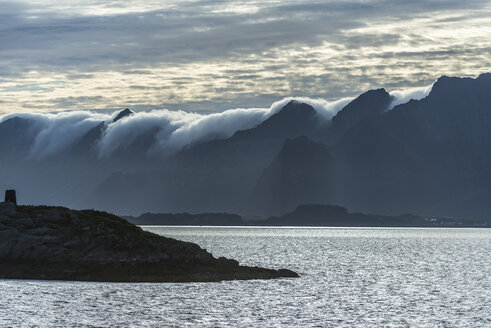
[1,73,490,219]
[125,204,490,228]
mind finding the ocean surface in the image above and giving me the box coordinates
[1,227,489,327]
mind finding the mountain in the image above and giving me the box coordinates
[0,116,39,157]
[112,108,134,122]
[237,100,327,138]
[253,136,336,214]
[1,73,490,219]
[255,204,489,227]
[178,100,328,163]
[328,88,392,143]
[332,73,491,218]
[87,100,331,214]
[124,205,490,227]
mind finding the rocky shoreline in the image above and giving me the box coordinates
[0,203,298,282]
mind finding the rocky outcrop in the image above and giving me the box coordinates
[329,88,392,143]
[0,205,298,282]
[112,108,135,123]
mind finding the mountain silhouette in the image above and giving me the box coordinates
[253,136,335,214]
[113,108,134,123]
[1,74,490,219]
[328,88,392,143]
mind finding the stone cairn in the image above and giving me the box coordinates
[4,189,16,205]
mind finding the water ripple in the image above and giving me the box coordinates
[0,227,489,327]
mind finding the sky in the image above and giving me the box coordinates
[0,0,490,115]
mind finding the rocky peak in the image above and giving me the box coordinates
[113,108,135,123]
[428,74,490,99]
[277,100,317,117]
[331,88,392,133]
[248,101,323,138]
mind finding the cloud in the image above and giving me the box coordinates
[266,96,355,120]
[1,1,489,73]
[99,95,356,156]
[0,0,489,114]
[159,107,271,153]
[98,109,198,156]
[388,84,434,110]
[1,94,364,159]
[1,82,440,160]
[0,111,107,157]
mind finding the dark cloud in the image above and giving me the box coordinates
[0,0,486,72]
[0,0,489,113]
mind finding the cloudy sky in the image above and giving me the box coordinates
[0,0,490,115]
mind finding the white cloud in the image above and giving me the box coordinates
[0,81,478,159]
[0,111,108,157]
[0,95,359,158]
[0,0,489,113]
[388,84,434,110]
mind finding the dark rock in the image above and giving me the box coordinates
[247,100,324,138]
[329,88,392,142]
[0,205,298,282]
[113,108,135,123]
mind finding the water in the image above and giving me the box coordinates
[0,227,489,327]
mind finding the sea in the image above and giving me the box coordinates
[0,227,489,327]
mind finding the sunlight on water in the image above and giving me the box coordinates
[1,227,489,327]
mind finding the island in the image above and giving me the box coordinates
[0,202,298,282]
[126,204,490,228]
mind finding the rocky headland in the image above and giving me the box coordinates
[0,203,298,282]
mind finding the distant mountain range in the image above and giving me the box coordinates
[126,204,490,228]
[1,73,490,220]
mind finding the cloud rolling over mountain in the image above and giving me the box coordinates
[1,74,489,221]
[0,85,432,158]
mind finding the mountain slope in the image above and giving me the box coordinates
[328,88,393,143]
[87,101,331,214]
[1,74,490,219]
[332,73,491,218]
[253,136,336,214]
